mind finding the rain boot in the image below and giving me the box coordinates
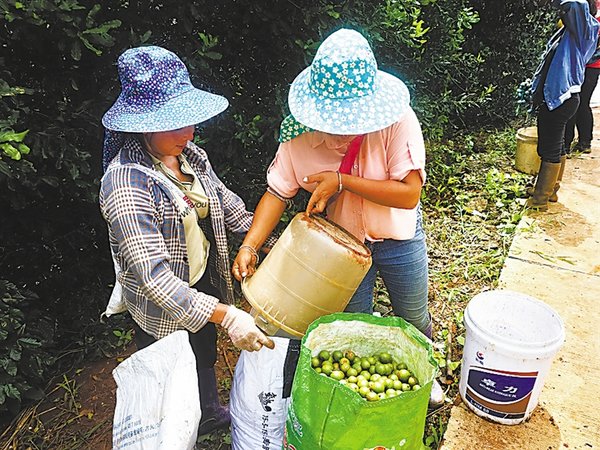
[548,155,567,202]
[197,367,230,435]
[526,161,561,211]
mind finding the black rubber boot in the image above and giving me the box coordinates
[548,155,567,202]
[197,367,230,435]
[526,161,561,211]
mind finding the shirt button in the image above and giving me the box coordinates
[353,164,358,169]
[183,256,188,262]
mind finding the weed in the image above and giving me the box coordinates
[112,329,133,348]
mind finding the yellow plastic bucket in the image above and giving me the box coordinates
[515,127,541,175]
[242,213,372,338]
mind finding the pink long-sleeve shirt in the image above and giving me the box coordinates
[267,107,426,242]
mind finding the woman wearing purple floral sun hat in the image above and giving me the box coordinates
[100,46,275,435]
[232,28,444,408]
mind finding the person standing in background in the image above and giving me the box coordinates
[528,0,599,211]
[564,0,600,156]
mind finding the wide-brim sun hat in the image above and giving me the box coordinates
[102,45,228,133]
[288,28,410,135]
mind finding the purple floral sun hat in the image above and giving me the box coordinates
[288,28,410,136]
[101,46,228,170]
[103,46,228,132]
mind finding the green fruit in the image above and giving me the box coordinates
[401,383,412,392]
[366,391,379,402]
[371,381,385,393]
[340,363,351,373]
[344,350,356,362]
[360,359,371,370]
[407,376,418,386]
[321,362,333,376]
[330,370,345,381]
[359,386,370,398]
[346,368,358,377]
[375,363,387,375]
[339,357,350,366]
[369,365,376,374]
[318,350,331,361]
[396,362,408,370]
[392,380,402,390]
[332,350,344,362]
[379,352,393,364]
[385,364,394,376]
[397,369,411,382]
[412,384,421,391]
[359,371,371,380]
[311,357,321,368]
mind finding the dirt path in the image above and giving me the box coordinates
[441,120,600,449]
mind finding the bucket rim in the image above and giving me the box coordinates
[464,290,565,356]
[297,212,372,259]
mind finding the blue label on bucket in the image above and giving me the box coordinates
[466,367,538,419]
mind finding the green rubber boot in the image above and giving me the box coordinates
[526,161,561,211]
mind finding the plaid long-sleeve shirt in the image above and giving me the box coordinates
[100,138,271,339]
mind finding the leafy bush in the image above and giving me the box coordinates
[0,280,55,422]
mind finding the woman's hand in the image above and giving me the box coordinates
[232,246,258,281]
[303,171,339,215]
[230,191,287,282]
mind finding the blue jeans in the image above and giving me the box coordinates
[345,213,431,338]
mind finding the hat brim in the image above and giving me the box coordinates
[102,88,229,133]
[288,67,410,135]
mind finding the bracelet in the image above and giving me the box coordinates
[336,170,343,193]
[239,245,259,263]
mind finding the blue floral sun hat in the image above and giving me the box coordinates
[101,46,228,170]
[288,28,410,136]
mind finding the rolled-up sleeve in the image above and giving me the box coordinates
[266,143,302,199]
[386,109,427,185]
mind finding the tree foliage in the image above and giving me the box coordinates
[0,0,553,421]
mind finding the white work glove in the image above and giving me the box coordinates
[221,305,275,352]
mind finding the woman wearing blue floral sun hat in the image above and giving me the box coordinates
[100,46,275,435]
[231,28,444,408]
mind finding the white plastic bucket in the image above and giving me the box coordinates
[458,290,565,425]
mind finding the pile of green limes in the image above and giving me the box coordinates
[311,349,421,402]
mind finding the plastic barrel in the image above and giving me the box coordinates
[458,290,565,425]
[242,213,372,338]
[515,127,541,175]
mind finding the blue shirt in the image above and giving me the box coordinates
[531,0,600,111]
